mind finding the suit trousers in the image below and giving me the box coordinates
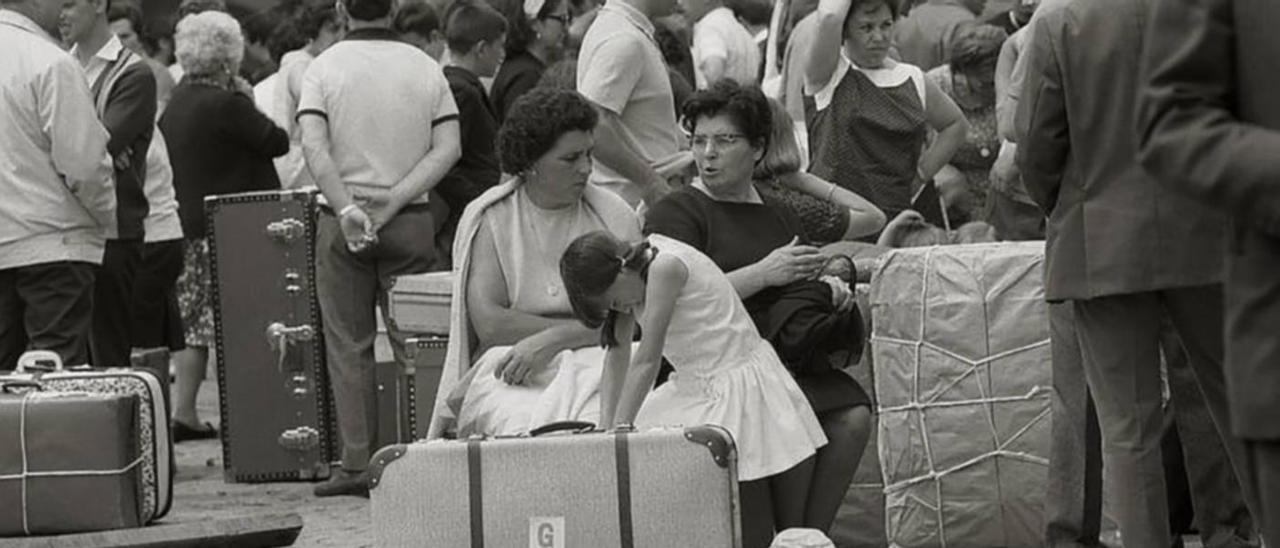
[1045,302,1104,548]
[1073,286,1261,548]
[316,205,435,471]
[0,262,96,370]
[1161,321,1258,548]
[1242,440,1280,545]
[91,238,143,367]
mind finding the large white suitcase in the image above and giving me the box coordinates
[6,350,173,523]
[369,424,741,547]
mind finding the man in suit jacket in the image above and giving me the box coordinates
[1016,0,1263,545]
[1137,0,1280,541]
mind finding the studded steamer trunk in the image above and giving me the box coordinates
[369,425,742,548]
[206,190,336,483]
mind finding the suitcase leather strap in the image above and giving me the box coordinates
[465,432,636,548]
[615,431,635,548]
[468,439,484,548]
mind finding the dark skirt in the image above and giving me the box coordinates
[130,239,187,351]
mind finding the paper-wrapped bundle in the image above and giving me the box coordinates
[870,242,1052,548]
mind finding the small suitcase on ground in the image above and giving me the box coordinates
[387,272,453,335]
[4,350,173,524]
[0,383,143,535]
[369,424,741,548]
[206,189,336,483]
[371,336,448,449]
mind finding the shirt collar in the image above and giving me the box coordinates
[71,34,125,63]
[842,48,899,74]
[602,0,655,38]
[343,27,402,42]
[445,65,482,88]
[0,9,59,44]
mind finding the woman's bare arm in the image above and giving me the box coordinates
[779,171,887,239]
[465,219,598,350]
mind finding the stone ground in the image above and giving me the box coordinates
[159,377,371,547]
[159,374,1207,548]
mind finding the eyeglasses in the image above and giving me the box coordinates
[690,133,747,151]
[541,13,572,25]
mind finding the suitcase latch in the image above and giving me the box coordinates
[279,426,320,451]
[265,218,305,243]
[266,323,315,347]
[267,323,316,375]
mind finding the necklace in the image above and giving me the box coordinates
[520,187,585,300]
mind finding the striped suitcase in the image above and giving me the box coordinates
[369,424,741,548]
[6,350,173,523]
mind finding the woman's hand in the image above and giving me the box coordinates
[233,75,254,98]
[877,210,927,247]
[494,332,564,386]
[757,237,827,287]
[820,275,856,313]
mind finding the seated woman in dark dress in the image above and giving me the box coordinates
[644,80,873,536]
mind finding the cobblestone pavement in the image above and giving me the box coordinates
[159,368,1209,548]
[161,376,371,547]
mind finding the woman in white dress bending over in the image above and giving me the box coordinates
[560,230,827,548]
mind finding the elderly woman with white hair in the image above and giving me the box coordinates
[158,10,288,442]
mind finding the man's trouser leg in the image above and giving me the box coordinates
[1074,292,1170,548]
[92,239,142,367]
[1161,315,1259,548]
[1242,440,1280,545]
[372,207,437,440]
[317,213,381,472]
[317,206,435,470]
[0,262,96,370]
[1161,285,1265,540]
[1046,302,1104,547]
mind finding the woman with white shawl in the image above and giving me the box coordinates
[426,87,642,438]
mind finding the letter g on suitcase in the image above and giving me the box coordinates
[368,424,742,547]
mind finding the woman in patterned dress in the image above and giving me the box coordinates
[926,22,1007,224]
[162,12,288,441]
[804,0,968,228]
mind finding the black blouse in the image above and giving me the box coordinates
[160,83,287,238]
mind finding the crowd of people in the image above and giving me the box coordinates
[1,0,1276,544]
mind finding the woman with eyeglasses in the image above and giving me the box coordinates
[644,80,874,540]
[806,0,968,227]
[490,0,574,122]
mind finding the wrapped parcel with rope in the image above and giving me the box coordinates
[870,242,1052,548]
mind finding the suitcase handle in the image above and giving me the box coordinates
[16,350,63,373]
[529,420,597,437]
[1,380,44,394]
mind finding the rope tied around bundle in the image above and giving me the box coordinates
[873,245,1053,548]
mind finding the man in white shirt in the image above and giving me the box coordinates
[0,0,115,370]
[576,0,681,208]
[299,0,460,498]
[685,0,759,87]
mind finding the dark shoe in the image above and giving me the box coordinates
[173,420,219,443]
[314,469,369,498]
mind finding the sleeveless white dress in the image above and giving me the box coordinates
[456,187,629,436]
[637,235,827,481]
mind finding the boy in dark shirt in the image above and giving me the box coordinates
[437,1,507,266]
